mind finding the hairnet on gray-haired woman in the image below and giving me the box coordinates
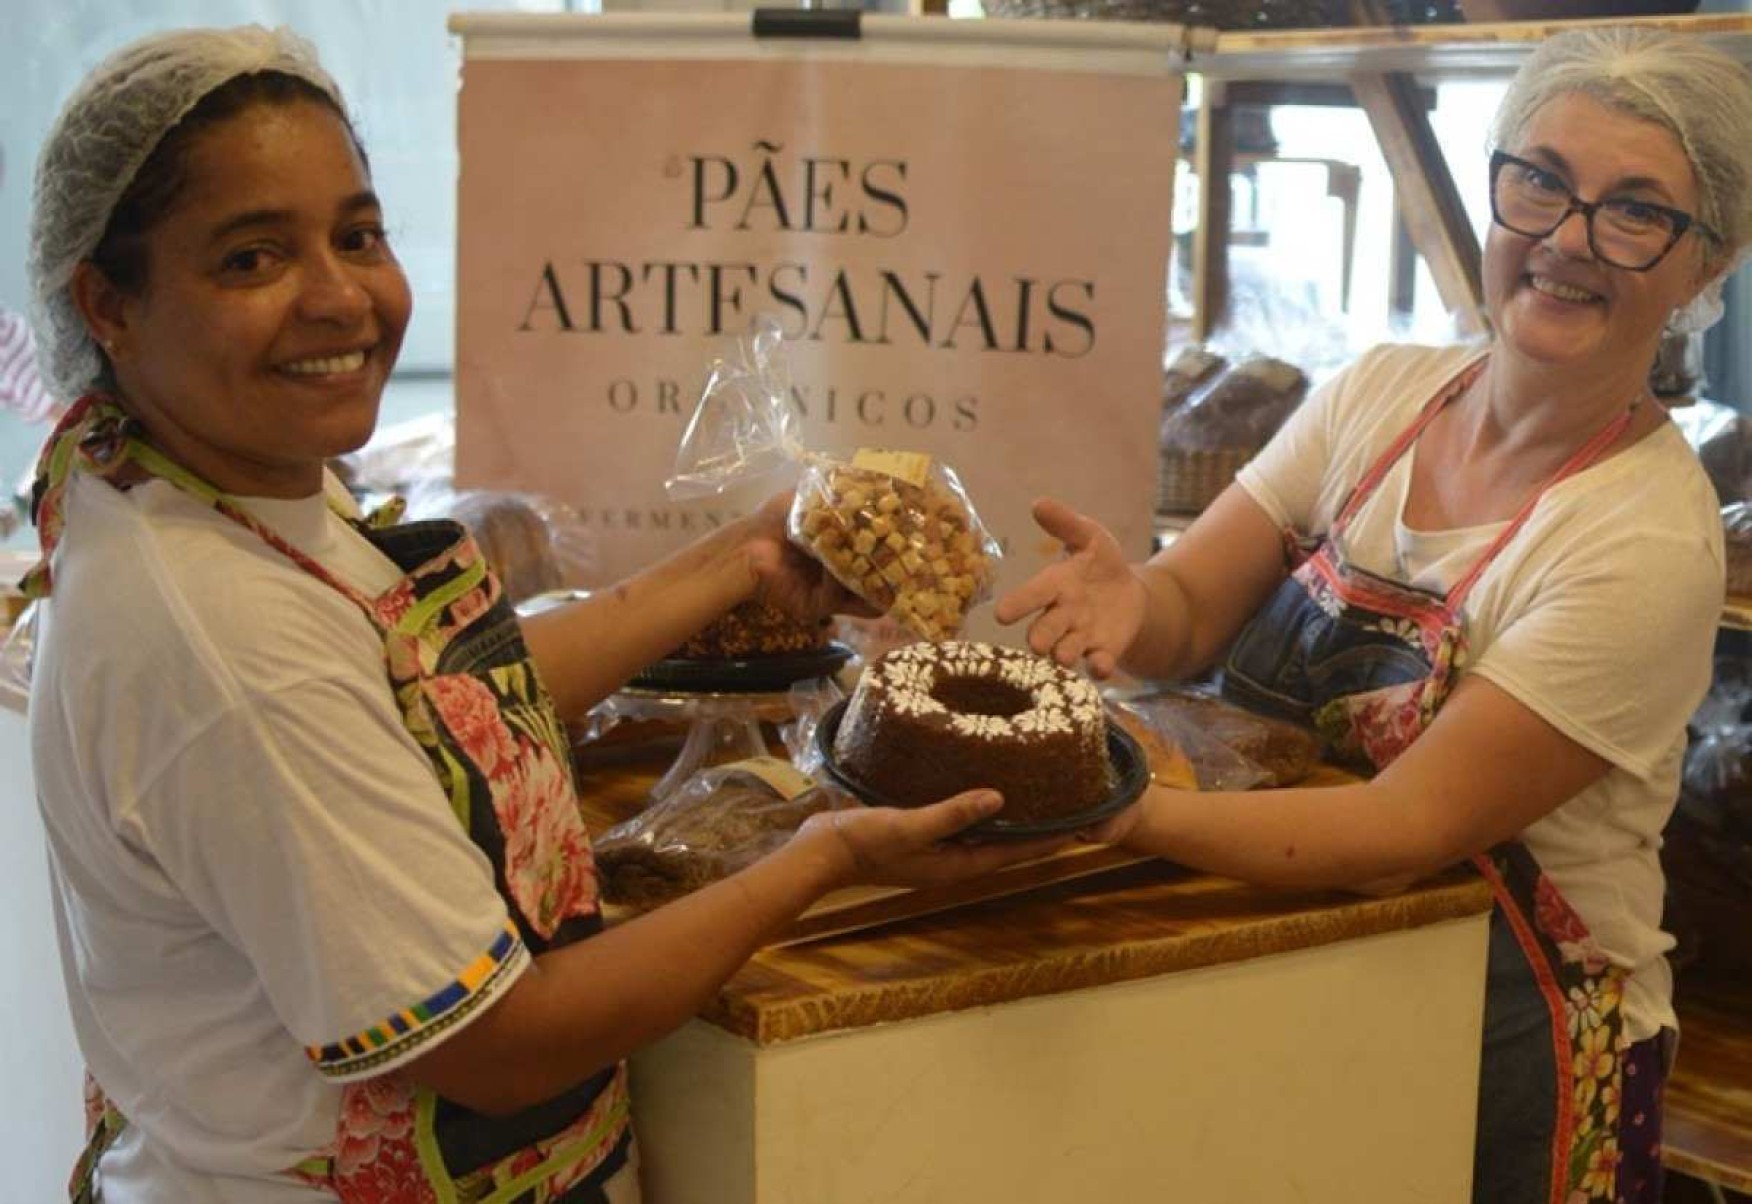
[1491,24,1752,332]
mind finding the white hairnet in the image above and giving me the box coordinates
[1491,26,1752,337]
[26,26,346,402]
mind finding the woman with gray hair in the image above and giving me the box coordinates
[1000,25,1751,1203]
[21,25,1057,1203]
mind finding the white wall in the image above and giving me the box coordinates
[0,698,85,1204]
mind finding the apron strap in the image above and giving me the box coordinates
[1443,403,1637,612]
[19,393,378,611]
[20,395,145,599]
[1331,357,1486,538]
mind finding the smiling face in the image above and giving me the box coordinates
[82,97,410,498]
[1485,91,1714,384]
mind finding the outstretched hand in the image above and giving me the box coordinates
[794,790,1070,890]
[992,498,1147,679]
[741,490,877,623]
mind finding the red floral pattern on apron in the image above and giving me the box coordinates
[30,397,631,1203]
[1221,362,1649,1203]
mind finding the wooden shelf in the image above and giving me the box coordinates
[1724,597,1752,634]
[1191,13,1752,82]
[1176,12,1752,338]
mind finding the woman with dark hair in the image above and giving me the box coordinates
[23,26,1055,1203]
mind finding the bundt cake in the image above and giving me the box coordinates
[832,641,1113,824]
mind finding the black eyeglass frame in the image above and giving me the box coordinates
[1487,149,1717,273]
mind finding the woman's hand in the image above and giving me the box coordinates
[1079,798,1148,850]
[993,498,1148,679]
[792,790,1070,891]
[741,490,876,623]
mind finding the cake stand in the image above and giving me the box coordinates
[596,643,854,803]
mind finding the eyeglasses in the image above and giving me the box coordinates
[1488,150,1717,272]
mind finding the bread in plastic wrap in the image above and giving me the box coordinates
[1725,502,1752,598]
[1162,345,1228,413]
[1111,687,1319,789]
[595,759,851,909]
[1160,355,1309,454]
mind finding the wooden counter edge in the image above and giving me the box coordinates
[702,873,1493,1047]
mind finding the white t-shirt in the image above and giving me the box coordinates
[30,472,530,1202]
[1236,342,1723,1040]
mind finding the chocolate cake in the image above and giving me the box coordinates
[832,641,1112,824]
[675,600,829,660]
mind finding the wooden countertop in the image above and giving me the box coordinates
[575,739,1493,1047]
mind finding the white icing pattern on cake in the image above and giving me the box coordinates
[870,641,1103,742]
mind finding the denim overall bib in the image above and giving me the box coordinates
[28,396,634,1204]
[1222,362,1664,1203]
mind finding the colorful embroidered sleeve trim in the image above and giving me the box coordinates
[306,921,527,1080]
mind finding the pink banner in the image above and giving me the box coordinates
[456,51,1177,634]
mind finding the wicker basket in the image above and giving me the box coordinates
[1157,445,1255,516]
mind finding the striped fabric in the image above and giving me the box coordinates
[0,310,55,424]
[306,920,526,1078]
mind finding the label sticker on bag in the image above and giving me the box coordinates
[852,448,932,489]
[724,756,815,800]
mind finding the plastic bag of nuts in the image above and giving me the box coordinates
[791,451,999,641]
[668,319,1002,642]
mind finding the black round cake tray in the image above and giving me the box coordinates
[627,642,854,695]
[813,698,1150,842]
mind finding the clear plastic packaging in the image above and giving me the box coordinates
[1156,353,1310,515]
[593,761,856,911]
[332,411,456,497]
[1159,354,1309,455]
[1724,501,1752,598]
[789,456,997,642]
[407,487,599,605]
[1665,663,1752,971]
[1106,685,1320,790]
[668,319,1002,641]
[1161,345,1228,414]
[575,675,843,799]
[1649,330,1705,399]
[592,679,854,910]
[1682,664,1752,833]
[0,599,37,694]
[1671,401,1749,506]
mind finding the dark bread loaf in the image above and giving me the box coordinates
[596,767,839,908]
[1131,689,1319,787]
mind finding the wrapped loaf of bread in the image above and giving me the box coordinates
[1726,502,1752,599]
[1162,345,1228,413]
[595,758,847,909]
[1115,688,1320,789]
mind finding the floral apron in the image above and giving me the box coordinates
[27,396,634,1204]
[1221,362,1649,1204]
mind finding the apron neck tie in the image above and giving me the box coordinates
[19,395,149,599]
